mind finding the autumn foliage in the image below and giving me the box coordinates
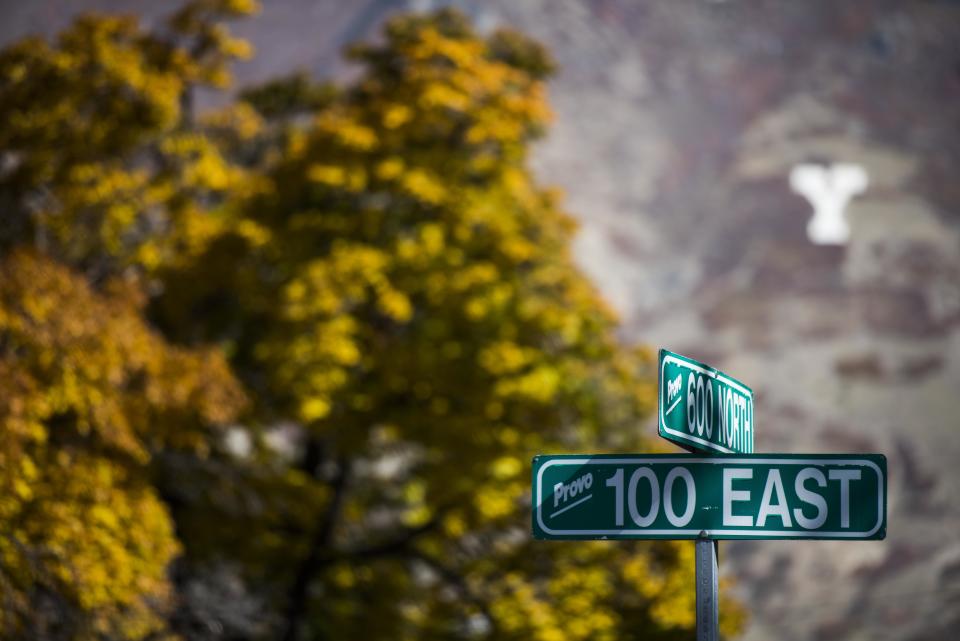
[0,2,743,640]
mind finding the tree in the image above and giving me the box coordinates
[0,0,258,274]
[0,4,744,640]
[0,250,244,640]
[0,2,252,639]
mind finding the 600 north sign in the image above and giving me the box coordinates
[532,454,886,540]
[659,349,754,454]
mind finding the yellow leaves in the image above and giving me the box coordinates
[308,163,367,191]
[1,452,179,638]
[461,282,511,321]
[0,7,261,275]
[201,101,263,140]
[286,128,309,155]
[0,249,245,637]
[300,397,332,421]
[402,480,433,527]
[383,104,412,129]
[191,149,239,190]
[419,222,445,255]
[326,335,361,365]
[0,250,245,452]
[161,132,245,192]
[495,365,561,403]
[464,296,488,320]
[548,565,615,621]
[376,156,405,180]
[474,484,517,519]
[47,164,153,257]
[4,58,27,82]
[403,480,426,504]
[280,243,409,322]
[314,110,379,150]
[401,168,447,204]
[335,121,378,151]
[57,15,183,128]
[222,33,254,60]
[491,574,567,641]
[0,9,741,641]
[350,13,554,166]
[467,546,634,641]
[622,542,697,630]
[411,26,485,68]
[501,235,536,262]
[61,15,181,105]
[231,218,270,247]
[441,512,467,537]
[226,0,261,15]
[66,163,148,198]
[479,341,535,375]
[457,262,500,289]
[261,241,418,423]
[420,82,470,112]
[379,288,413,322]
[169,1,260,87]
[331,563,357,589]
[490,455,522,479]
[308,164,347,186]
[173,0,262,22]
[11,477,32,502]
[395,223,458,272]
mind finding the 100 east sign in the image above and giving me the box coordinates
[533,454,886,540]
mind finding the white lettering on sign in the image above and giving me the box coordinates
[829,469,861,528]
[664,467,696,526]
[686,373,715,438]
[793,467,827,529]
[666,374,682,403]
[717,467,864,530]
[606,468,624,525]
[628,467,659,527]
[663,373,684,418]
[605,466,697,529]
[756,469,792,527]
[717,386,752,453]
[553,472,593,509]
[722,468,754,527]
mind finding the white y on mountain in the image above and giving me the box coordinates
[790,162,869,245]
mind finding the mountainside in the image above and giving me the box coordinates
[2,1,959,639]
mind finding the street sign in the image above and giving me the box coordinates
[659,349,754,454]
[532,454,886,540]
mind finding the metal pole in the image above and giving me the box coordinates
[696,536,719,641]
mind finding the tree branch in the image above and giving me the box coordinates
[344,517,440,560]
[280,455,350,641]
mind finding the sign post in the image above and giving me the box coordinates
[696,537,719,641]
[656,348,751,637]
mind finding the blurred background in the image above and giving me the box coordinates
[2,1,959,640]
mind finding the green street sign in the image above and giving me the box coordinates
[659,349,754,454]
[532,454,886,540]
